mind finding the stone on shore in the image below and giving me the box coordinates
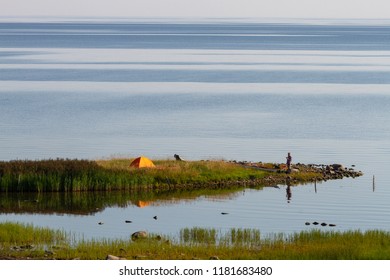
[131,231,148,241]
[106,254,126,260]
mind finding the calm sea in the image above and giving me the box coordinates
[1,20,390,240]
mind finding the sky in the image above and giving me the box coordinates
[1,0,390,19]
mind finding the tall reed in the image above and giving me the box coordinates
[0,158,269,193]
[0,221,67,244]
[2,223,390,260]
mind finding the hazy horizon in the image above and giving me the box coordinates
[1,0,390,20]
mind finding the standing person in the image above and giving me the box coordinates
[286,152,292,173]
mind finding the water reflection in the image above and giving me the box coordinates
[136,200,151,208]
[285,177,292,203]
[2,176,389,240]
[286,185,292,203]
[0,186,254,215]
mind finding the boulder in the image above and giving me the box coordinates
[106,254,126,260]
[331,164,344,171]
[174,154,183,161]
[131,231,148,241]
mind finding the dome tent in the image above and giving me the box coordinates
[129,156,155,168]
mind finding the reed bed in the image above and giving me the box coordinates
[179,227,261,248]
[0,158,269,193]
[0,221,67,245]
[2,223,390,260]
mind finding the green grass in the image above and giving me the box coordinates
[0,222,67,249]
[0,157,357,193]
[1,223,390,260]
[97,158,269,184]
[0,158,273,193]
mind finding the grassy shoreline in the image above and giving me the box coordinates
[1,222,389,260]
[0,159,371,260]
[0,158,362,193]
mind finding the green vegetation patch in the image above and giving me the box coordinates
[0,158,360,193]
[0,158,270,192]
[1,223,390,260]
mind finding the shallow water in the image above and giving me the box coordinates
[1,20,390,240]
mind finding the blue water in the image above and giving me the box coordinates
[1,20,390,240]
[1,21,390,50]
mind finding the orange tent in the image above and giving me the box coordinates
[130,156,155,168]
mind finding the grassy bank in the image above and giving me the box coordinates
[0,158,286,193]
[0,222,389,260]
[0,158,362,193]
